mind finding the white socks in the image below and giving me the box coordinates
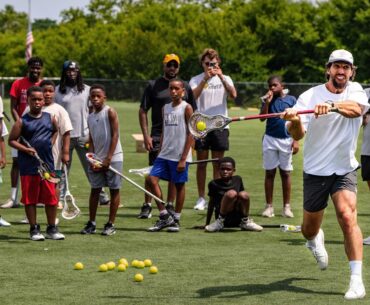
[349,260,362,278]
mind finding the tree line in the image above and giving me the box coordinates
[0,0,370,83]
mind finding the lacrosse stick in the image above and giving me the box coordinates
[61,164,80,220]
[20,136,60,183]
[86,153,166,204]
[189,109,339,139]
[128,158,220,177]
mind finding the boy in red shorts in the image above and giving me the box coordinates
[8,86,64,241]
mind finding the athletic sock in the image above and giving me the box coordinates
[145,202,152,206]
[159,209,168,217]
[349,261,362,278]
[11,188,17,200]
[167,202,174,206]
[174,213,181,221]
[91,221,96,226]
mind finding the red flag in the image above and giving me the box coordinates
[25,31,34,62]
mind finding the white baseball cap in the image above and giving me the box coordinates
[327,49,354,65]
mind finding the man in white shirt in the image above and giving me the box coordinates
[283,49,368,300]
[189,48,237,211]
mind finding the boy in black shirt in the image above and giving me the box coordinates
[205,157,262,232]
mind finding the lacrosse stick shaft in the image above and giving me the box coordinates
[189,158,219,164]
[231,109,315,122]
[108,165,166,205]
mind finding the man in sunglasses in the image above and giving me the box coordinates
[138,54,197,219]
[190,48,237,211]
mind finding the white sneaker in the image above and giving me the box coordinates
[262,204,275,217]
[1,198,15,209]
[363,236,370,245]
[282,204,294,218]
[20,216,29,224]
[205,218,224,232]
[194,197,207,210]
[0,216,11,227]
[240,217,263,232]
[306,228,328,270]
[46,225,65,240]
[344,275,366,300]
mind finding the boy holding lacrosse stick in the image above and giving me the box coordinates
[8,86,64,241]
[259,75,298,218]
[81,84,123,236]
[147,79,193,232]
[204,157,263,232]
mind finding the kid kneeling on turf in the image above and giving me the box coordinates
[8,86,64,241]
[205,157,263,232]
[147,78,193,232]
[81,84,123,236]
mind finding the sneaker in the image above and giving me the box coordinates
[262,204,275,217]
[0,216,11,227]
[363,236,370,245]
[205,218,224,232]
[344,275,366,300]
[306,228,328,270]
[1,198,15,209]
[138,203,152,219]
[166,203,175,218]
[167,219,180,232]
[282,205,294,218]
[147,215,174,232]
[194,197,207,210]
[80,221,96,234]
[30,224,45,241]
[101,222,116,236]
[46,225,65,240]
[19,216,29,224]
[240,217,263,232]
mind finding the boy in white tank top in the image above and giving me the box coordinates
[147,79,193,232]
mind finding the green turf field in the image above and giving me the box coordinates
[0,100,369,305]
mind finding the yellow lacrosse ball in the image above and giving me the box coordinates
[85,143,90,149]
[44,172,50,179]
[74,262,84,270]
[134,273,144,282]
[196,121,206,131]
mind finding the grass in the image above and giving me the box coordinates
[0,100,370,305]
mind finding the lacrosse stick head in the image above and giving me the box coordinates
[128,166,153,177]
[86,153,103,169]
[188,112,231,139]
[61,194,81,220]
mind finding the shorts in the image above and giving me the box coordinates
[11,147,18,158]
[303,171,357,212]
[262,134,293,171]
[20,175,57,205]
[361,155,370,181]
[195,129,229,151]
[150,157,189,183]
[88,161,123,189]
[224,210,243,228]
[148,136,161,166]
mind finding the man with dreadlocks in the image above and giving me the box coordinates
[55,61,110,206]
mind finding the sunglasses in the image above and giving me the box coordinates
[166,62,179,68]
[204,61,217,67]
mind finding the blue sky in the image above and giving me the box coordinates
[0,0,91,21]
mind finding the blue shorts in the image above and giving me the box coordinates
[150,158,189,184]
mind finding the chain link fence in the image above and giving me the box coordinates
[1,77,369,108]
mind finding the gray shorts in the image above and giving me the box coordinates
[88,161,123,189]
[303,171,357,212]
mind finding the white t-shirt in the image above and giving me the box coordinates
[44,103,73,170]
[295,82,369,175]
[189,72,233,120]
[0,96,8,136]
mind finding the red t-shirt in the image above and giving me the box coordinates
[10,77,42,116]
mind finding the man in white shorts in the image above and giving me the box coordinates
[260,75,298,218]
[283,49,368,300]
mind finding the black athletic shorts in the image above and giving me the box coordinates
[361,155,370,181]
[195,129,229,151]
[303,170,357,212]
[148,136,161,166]
[224,210,243,228]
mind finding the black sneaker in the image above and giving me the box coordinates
[167,219,180,232]
[165,203,175,218]
[101,222,116,236]
[30,224,45,241]
[46,225,65,240]
[147,215,174,232]
[138,203,152,219]
[80,221,96,234]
